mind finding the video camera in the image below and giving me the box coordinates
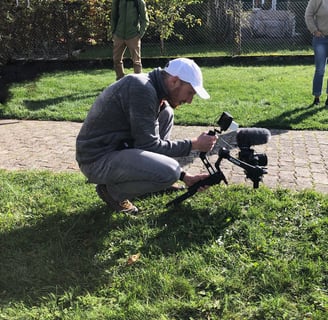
[167,112,271,207]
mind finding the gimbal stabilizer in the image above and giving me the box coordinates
[166,112,269,207]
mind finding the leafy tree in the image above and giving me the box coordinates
[0,0,213,60]
[79,0,111,44]
[146,0,203,54]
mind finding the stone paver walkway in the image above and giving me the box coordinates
[1,119,327,193]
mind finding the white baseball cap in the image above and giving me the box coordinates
[164,58,210,99]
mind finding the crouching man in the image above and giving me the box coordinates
[76,58,217,213]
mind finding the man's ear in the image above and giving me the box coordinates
[168,75,181,89]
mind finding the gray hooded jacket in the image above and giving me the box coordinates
[76,68,192,165]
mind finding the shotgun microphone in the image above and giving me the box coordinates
[236,128,271,148]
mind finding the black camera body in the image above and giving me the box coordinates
[238,148,268,167]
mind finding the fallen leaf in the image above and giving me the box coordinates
[127,253,140,265]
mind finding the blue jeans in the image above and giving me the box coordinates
[79,106,181,202]
[312,36,328,96]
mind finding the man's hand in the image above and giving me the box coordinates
[182,172,210,191]
[191,132,217,152]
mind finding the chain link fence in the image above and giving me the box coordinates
[0,0,312,63]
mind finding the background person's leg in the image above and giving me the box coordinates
[312,37,328,99]
[113,35,127,80]
[126,36,142,74]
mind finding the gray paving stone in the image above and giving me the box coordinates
[0,119,327,194]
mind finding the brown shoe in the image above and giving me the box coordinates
[96,184,138,214]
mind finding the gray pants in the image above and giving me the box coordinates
[80,107,181,201]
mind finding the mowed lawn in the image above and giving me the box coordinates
[0,64,328,319]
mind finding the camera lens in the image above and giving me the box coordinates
[238,149,268,166]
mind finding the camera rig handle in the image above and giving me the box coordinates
[199,129,220,160]
[166,163,228,207]
[167,129,228,207]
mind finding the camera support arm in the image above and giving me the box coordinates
[166,147,267,207]
[218,148,267,189]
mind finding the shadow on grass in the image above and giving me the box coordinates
[0,81,12,104]
[141,199,241,256]
[0,196,240,307]
[0,206,113,306]
[23,91,101,111]
[253,103,326,130]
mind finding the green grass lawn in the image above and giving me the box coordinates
[1,64,328,319]
[1,170,327,319]
[1,65,327,130]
